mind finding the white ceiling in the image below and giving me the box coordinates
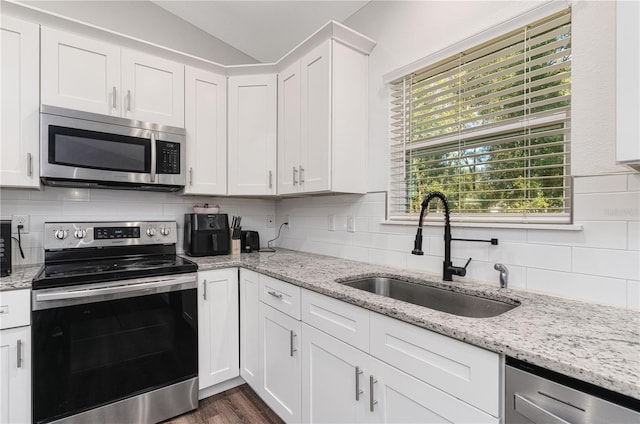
[152,1,370,63]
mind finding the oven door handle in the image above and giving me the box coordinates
[34,275,196,303]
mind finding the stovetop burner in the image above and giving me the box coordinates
[33,220,198,290]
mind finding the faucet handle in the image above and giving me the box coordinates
[448,257,472,277]
[462,257,472,269]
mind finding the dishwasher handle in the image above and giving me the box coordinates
[514,394,571,424]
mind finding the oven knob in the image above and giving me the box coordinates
[146,227,157,237]
[160,227,171,236]
[74,229,87,239]
[54,229,68,240]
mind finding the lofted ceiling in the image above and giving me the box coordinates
[152,1,370,63]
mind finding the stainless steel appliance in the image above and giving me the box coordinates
[0,220,11,277]
[505,357,640,423]
[31,220,198,424]
[183,213,230,256]
[40,105,186,191]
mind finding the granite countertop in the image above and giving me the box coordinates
[3,249,639,401]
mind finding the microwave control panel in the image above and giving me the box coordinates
[157,141,180,174]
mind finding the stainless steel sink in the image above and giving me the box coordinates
[340,277,518,318]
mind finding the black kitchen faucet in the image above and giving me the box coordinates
[411,191,498,281]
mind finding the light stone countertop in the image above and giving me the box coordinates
[3,249,639,401]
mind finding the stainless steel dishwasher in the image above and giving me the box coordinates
[505,357,640,423]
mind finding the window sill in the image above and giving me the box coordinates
[381,220,583,231]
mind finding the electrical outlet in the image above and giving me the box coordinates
[284,215,291,229]
[328,214,335,231]
[12,215,29,234]
[347,215,355,232]
[266,215,275,228]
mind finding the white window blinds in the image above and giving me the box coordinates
[389,9,572,223]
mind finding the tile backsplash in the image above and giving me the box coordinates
[2,173,638,310]
[275,173,640,310]
[0,186,276,265]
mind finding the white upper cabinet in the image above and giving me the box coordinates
[616,0,640,171]
[41,27,121,116]
[41,28,184,127]
[184,66,227,195]
[277,37,371,195]
[227,74,277,196]
[121,49,184,127]
[1,16,40,188]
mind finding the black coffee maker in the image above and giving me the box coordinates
[183,214,230,256]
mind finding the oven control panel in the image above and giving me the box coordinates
[44,221,177,250]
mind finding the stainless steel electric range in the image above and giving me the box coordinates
[31,220,198,424]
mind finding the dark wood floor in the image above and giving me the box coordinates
[162,384,284,424]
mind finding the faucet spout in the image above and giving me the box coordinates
[412,191,469,281]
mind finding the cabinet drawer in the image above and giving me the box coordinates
[0,290,30,329]
[259,275,301,320]
[301,289,369,352]
[370,312,500,417]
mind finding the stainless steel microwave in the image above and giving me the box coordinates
[40,105,186,191]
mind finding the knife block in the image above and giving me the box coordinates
[230,229,241,256]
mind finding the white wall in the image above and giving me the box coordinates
[276,1,640,310]
[11,0,258,65]
[0,187,276,265]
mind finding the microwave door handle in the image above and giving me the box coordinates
[150,131,157,182]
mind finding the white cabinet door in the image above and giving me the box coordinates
[198,269,239,390]
[368,357,499,424]
[228,74,277,196]
[184,66,227,195]
[41,27,121,115]
[260,302,301,423]
[0,326,31,424]
[121,49,184,127]
[277,61,302,195]
[616,0,640,170]
[0,16,39,188]
[301,323,369,424]
[240,269,261,391]
[300,40,332,193]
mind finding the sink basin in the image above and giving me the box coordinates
[340,277,518,318]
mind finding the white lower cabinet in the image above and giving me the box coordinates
[240,269,261,390]
[198,269,239,390]
[0,289,31,424]
[301,323,370,424]
[259,302,301,423]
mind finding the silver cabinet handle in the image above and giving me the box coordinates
[514,394,571,424]
[267,290,283,299]
[17,339,23,368]
[189,167,193,186]
[127,89,131,111]
[355,366,364,401]
[299,165,305,183]
[203,280,207,300]
[150,131,156,183]
[369,375,378,411]
[27,153,33,177]
[269,170,273,188]
[112,86,117,109]
[290,330,297,356]
[293,166,298,185]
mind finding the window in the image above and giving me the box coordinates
[389,9,572,223]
